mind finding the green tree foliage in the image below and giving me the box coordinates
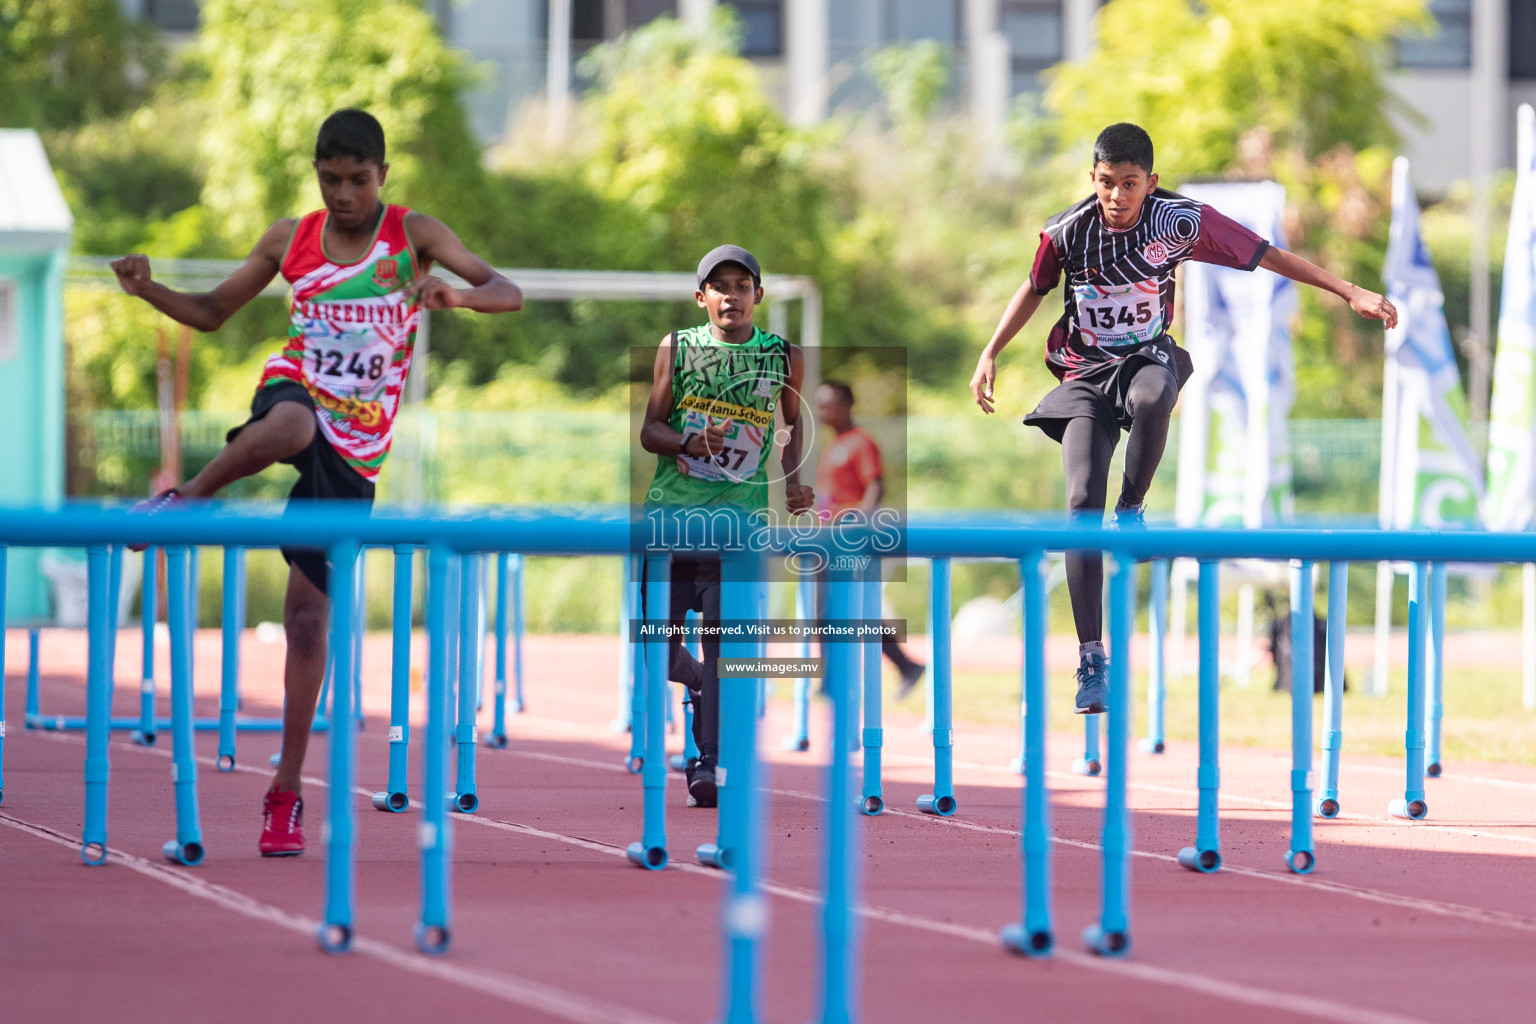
[195,0,487,246]
[1046,0,1429,179]
[0,0,163,130]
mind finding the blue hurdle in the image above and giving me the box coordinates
[917,556,955,816]
[781,573,814,752]
[415,545,454,954]
[859,558,884,816]
[1316,561,1347,818]
[1177,560,1222,872]
[668,609,701,773]
[1139,558,1170,754]
[626,554,670,870]
[1426,561,1447,777]
[1391,560,1432,820]
[374,545,415,811]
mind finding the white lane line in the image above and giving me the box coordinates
[0,811,680,1024]
[30,730,1536,940]
[470,815,1430,1024]
[500,750,1536,937]
[877,749,1536,847]
[31,730,1536,934]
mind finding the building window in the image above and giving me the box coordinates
[627,0,677,26]
[1513,0,1536,79]
[1398,0,1472,69]
[1001,1,1063,95]
[728,0,783,56]
[573,0,606,41]
[885,0,959,45]
[143,0,199,32]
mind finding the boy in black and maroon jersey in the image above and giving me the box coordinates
[969,123,1397,713]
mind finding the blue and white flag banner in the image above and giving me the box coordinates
[1380,156,1484,530]
[1487,104,1536,532]
[1175,181,1297,528]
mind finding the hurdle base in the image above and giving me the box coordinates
[668,753,689,773]
[1007,756,1024,775]
[510,698,526,714]
[1000,922,1053,959]
[372,790,410,813]
[1177,846,1221,873]
[1082,924,1130,959]
[451,791,479,814]
[781,735,810,752]
[1314,796,1340,819]
[696,842,732,870]
[414,922,451,956]
[162,838,205,867]
[860,794,884,816]
[318,922,354,955]
[625,841,669,871]
[81,841,108,866]
[130,730,157,747]
[482,733,509,750]
[217,754,235,773]
[1070,758,1102,777]
[268,751,282,768]
[916,793,957,817]
[1285,848,1316,874]
[625,755,644,775]
[1426,762,1442,778]
[1137,738,1166,755]
[1389,797,1428,821]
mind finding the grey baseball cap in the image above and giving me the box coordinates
[696,244,762,289]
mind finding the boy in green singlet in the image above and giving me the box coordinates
[640,245,813,806]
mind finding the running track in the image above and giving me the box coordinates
[4,629,1534,1023]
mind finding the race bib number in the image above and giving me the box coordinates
[676,407,766,484]
[304,328,394,395]
[1073,280,1164,347]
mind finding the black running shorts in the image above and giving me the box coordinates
[226,380,375,595]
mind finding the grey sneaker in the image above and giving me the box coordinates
[1111,503,1145,529]
[1074,651,1109,715]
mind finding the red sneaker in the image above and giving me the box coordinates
[260,789,304,857]
[127,489,184,552]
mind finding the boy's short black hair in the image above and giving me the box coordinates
[819,380,855,406]
[315,109,386,165]
[1093,123,1154,174]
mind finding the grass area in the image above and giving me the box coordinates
[811,663,1536,768]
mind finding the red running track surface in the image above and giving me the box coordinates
[4,628,1536,1024]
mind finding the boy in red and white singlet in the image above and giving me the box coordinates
[969,123,1396,717]
[112,109,522,856]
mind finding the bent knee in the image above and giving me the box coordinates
[267,402,318,456]
[1128,374,1178,418]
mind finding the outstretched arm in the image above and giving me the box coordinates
[1259,247,1398,329]
[110,220,292,332]
[970,282,1046,414]
[404,213,523,313]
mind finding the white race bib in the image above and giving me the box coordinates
[1073,280,1164,347]
[677,408,766,483]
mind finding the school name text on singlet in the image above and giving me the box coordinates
[258,204,421,481]
[649,324,791,509]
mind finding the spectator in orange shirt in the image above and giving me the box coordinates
[814,381,925,695]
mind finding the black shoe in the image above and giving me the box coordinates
[898,661,926,699]
[686,759,718,808]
